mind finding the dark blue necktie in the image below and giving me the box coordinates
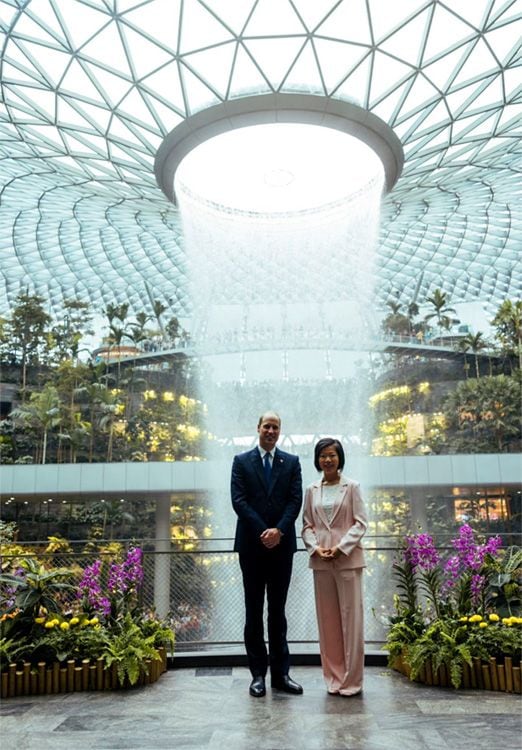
[263,451,272,485]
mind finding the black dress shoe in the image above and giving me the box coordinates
[271,675,303,694]
[249,676,266,697]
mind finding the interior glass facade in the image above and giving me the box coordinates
[1,1,520,653]
[1,0,520,316]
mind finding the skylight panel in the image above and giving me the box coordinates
[422,46,471,91]
[423,8,476,61]
[222,44,270,98]
[397,74,441,121]
[369,53,414,106]
[58,95,112,133]
[54,1,112,51]
[451,107,499,143]
[437,88,468,120]
[141,63,187,120]
[182,43,237,98]
[376,10,429,66]
[7,8,62,48]
[313,38,369,94]
[115,88,161,136]
[333,56,372,106]
[451,38,499,87]
[179,65,221,114]
[280,40,324,93]
[119,25,173,81]
[484,20,522,64]
[2,40,51,86]
[245,0,305,37]
[316,0,371,45]
[79,63,133,107]
[242,37,305,90]
[368,0,427,44]
[496,102,522,132]
[61,130,107,157]
[16,44,71,88]
[24,123,64,149]
[179,0,232,52]
[80,24,132,79]
[121,0,181,53]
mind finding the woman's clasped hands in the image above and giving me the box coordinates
[315,546,341,560]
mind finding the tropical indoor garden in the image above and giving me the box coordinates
[0,539,174,698]
[0,290,520,692]
[0,291,520,467]
[386,523,521,693]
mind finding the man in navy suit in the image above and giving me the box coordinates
[231,411,303,697]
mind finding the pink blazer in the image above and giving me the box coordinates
[302,475,368,570]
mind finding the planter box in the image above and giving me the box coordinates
[0,647,168,699]
[391,652,522,693]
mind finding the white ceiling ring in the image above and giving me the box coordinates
[154,94,404,204]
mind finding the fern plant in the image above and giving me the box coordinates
[0,635,33,669]
[102,614,159,686]
[407,619,472,689]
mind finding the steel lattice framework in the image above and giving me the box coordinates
[0,0,520,317]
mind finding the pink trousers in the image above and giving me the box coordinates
[313,567,364,695]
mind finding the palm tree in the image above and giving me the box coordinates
[382,300,410,337]
[96,387,124,462]
[74,380,117,462]
[424,289,457,335]
[51,298,93,363]
[127,311,151,349]
[7,291,51,397]
[98,499,135,539]
[104,302,131,381]
[10,384,62,463]
[460,332,488,378]
[406,301,420,335]
[457,338,471,380]
[59,411,91,463]
[152,299,168,342]
[491,299,522,372]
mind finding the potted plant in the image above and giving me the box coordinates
[0,545,174,697]
[386,524,522,691]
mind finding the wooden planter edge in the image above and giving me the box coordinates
[0,646,168,699]
[391,652,522,693]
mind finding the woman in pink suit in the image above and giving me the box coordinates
[302,437,368,696]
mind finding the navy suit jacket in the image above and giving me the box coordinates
[231,446,303,556]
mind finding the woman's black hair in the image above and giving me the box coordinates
[314,437,345,472]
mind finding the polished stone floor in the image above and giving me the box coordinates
[1,666,521,750]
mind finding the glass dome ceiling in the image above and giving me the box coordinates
[0,0,520,317]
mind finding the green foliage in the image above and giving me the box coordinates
[485,546,522,616]
[102,614,159,686]
[491,299,522,366]
[443,375,521,452]
[386,609,424,660]
[462,617,522,661]
[31,617,109,663]
[0,557,74,623]
[387,530,522,689]
[407,619,472,689]
[0,544,173,682]
[391,554,418,614]
[1,291,201,465]
[0,635,32,669]
[0,521,18,544]
[137,612,176,649]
